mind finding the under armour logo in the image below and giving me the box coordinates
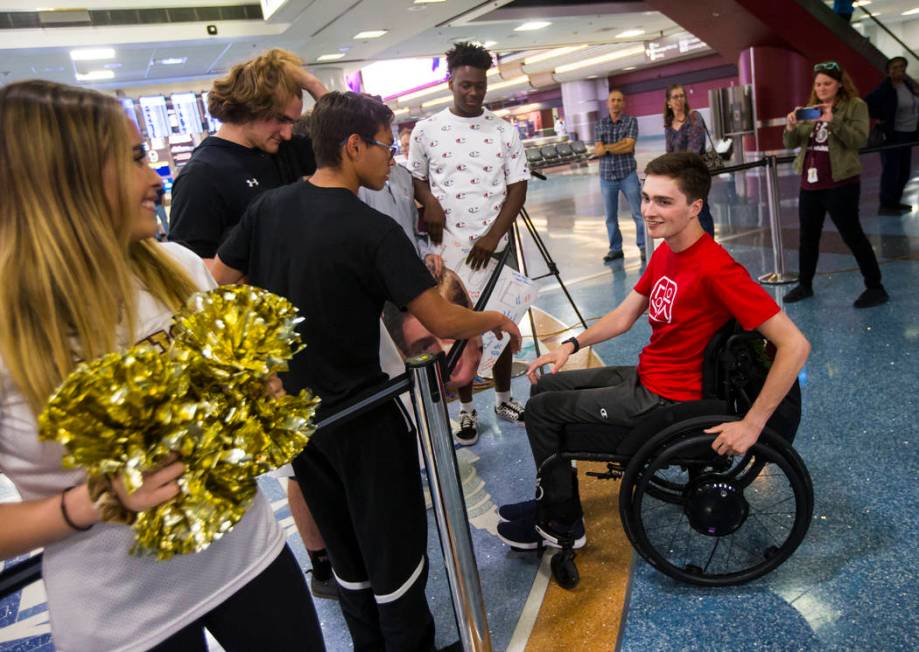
[245,178,259,187]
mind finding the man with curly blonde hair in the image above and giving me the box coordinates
[169,48,326,261]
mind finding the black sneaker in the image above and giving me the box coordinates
[897,203,913,212]
[878,204,907,215]
[497,499,538,523]
[308,571,339,600]
[783,284,813,304]
[454,409,478,446]
[602,250,624,262]
[853,286,889,309]
[495,398,525,423]
[497,514,586,550]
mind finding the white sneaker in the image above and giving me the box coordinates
[495,398,525,423]
[454,410,478,446]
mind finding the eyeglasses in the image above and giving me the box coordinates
[339,136,398,159]
[813,61,840,73]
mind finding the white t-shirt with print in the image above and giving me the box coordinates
[408,107,530,248]
[0,242,284,652]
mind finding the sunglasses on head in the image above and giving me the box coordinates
[813,61,840,73]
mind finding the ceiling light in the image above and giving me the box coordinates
[393,107,409,116]
[515,21,551,31]
[616,29,645,38]
[354,30,388,39]
[554,45,645,74]
[317,53,346,61]
[482,40,497,48]
[75,70,115,81]
[523,45,588,66]
[903,7,919,15]
[493,108,511,117]
[70,48,115,61]
[623,66,637,71]
[156,57,187,65]
[852,1,871,6]
[414,0,446,3]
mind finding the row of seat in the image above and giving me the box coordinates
[525,140,591,169]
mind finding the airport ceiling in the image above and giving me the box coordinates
[0,0,914,94]
[0,1,681,90]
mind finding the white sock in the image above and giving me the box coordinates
[495,391,511,406]
[461,401,475,414]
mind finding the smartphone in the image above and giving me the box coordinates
[795,106,823,121]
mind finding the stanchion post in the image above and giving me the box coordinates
[758,155,799,285]
[407,353,492,652]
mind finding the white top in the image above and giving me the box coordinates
[408,107,530,248]
[0,242,284,652]
[894,82,919,133]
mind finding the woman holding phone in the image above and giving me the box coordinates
[782,61,888,308]
[0,80,325,651]
[663,83,715,236]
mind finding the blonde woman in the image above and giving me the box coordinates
[0,81,324,651]
[782,61,888,308]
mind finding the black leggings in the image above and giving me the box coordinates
[149,545,325,651]
[797,182,882,289]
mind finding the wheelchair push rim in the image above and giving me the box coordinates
[624,433,813,586]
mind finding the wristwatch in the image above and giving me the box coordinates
[561,336,580,354]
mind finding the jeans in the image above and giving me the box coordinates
[600,171,645,252]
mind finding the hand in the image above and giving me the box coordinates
[112,459,185,513]
[593,142,606,157]
[819,102,833,123]
[424,254,444,280]
[525,345,572,384]
[705,418,762,457]
[423,200,446,245]
[492,316,522,353]
[785,109,799,131]
[265,373,286,399]
[284,62,327,100]
[466,232,500,271]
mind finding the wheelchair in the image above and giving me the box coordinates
[538,321,813,588]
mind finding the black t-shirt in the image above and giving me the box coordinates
[168,135,316,258]
[217,181,436,416]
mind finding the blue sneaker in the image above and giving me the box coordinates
[497,515,586,550]
[497,499,538,523]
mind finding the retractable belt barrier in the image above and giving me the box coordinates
[710,139,918,285]
[1,243,511,651]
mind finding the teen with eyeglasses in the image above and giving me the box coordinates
[210,91,521,651]
[783,60,889,308]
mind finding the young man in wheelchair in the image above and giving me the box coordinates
[497,152,811,550]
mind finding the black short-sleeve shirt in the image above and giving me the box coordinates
[218,181,436,415]
[168,135,316,258]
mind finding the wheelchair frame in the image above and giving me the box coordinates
[533,322,814,589]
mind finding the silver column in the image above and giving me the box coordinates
[407,353,492,652]
[758,155,798,285]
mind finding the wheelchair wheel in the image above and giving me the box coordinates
[620,431,813,586]
[645,450,763,505]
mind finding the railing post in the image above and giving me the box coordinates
[758,155,799,285]
[407,353,492,652]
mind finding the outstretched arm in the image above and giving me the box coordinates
[526,290,649,382]
[407,287,521,352]
[706,311,810,456]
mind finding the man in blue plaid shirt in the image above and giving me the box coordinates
[593,89,645,262]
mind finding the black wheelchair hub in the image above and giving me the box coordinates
[684,474,749,537]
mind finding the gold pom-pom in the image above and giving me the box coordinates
[39,286,319,559]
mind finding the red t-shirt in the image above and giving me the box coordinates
[634,235,780,401]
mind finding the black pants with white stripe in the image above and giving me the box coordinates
[293,399,435,652]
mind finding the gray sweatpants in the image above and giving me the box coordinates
[525,366,673,522]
